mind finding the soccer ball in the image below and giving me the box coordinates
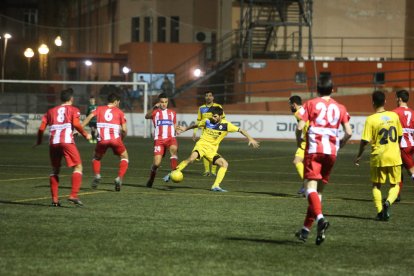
[170,170,184,183]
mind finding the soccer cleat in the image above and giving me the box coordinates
[382,200,390,221]
[297,187,305,195]
[91,176,101,189]
[315,218,330,245]
[210,187,228,192]
[162,173,171,182]
[295,228,309,242]
[51,201,61,207]
[114,177,122,192]
[146,179,154,188]
[67,198,84,207]
[202,171,211,177]
[376,212,385,221]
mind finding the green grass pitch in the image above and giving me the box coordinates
[0,135,413,275]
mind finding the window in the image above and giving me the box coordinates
[170,16,179,42]
[23,9,38,40]
[144,17,152,42]
[374,72,385,84]
[131,17,140,42]
[157,17,166,42]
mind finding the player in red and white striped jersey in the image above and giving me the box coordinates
[393,89,414,201]
[145,93,178,188]
[34,88,91,207]
[82,93,129,192]
[295,76,352,245]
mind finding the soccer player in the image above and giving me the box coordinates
[295,77,352,245]
[86,95,98,143]
[33,88,91,207]
[172,106,260,192]
[392,89,414,202]
[192,90,225,177]
[145,93,179,188]
[82,93,129,192]
[355,90,403,221]
[289,95,308,194]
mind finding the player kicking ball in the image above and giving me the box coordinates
[166,106,259,192]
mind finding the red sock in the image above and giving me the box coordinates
[170,156,178,170]
[118,159,129,178]
[70,171,82,199]
[49,174,59,202]
[304,205,315,229]
[92,159,101,175]
[149,165,158,182]
[307,191,322,217]
[398,181,403,196]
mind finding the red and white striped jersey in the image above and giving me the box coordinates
[393,106,414,148]
[93,105,126,141]
[150,108,176,140]
[42,104,81,145]
[298,97,350,156]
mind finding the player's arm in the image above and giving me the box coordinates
[354,139,369,166]
[82,113,95,128]
[121,122,127,139]
[33,120,47,147]
[296,120,306,148]
[192,120,201,141]
[145,104,160,119]
[177,123,199,134]
[340,122,353,148]
[239,128,260,148]
[73,117,91,140]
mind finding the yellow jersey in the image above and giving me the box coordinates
[197,103,225,121]
[294,108,308,148]
[197,118,239,147]
[362,111,402,167]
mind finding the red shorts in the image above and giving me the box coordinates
[49,143,82,168]
[304,153,337,184]
[153,137,178,156]
[401,146,414,170]
[95,139,126,156]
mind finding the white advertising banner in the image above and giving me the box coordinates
[0,113,366,141]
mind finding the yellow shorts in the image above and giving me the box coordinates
[295,145,305,159]
[370,166,401,184]
[193,141,221,163]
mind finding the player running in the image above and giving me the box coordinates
[145,93,179,188]
[193,90,225,177]
[295,76,352,245]
[170,106,259,192]
[34,88,91,207]
[355,90,403,221]
[392,89,414,202]
[82,93,129,192]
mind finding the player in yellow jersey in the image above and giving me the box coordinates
[172,106,259,192]
[289,95,308,194]
[192,91,225,177]
[354,90,403,221]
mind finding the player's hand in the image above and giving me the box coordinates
[153,103,160,109]
[175,125,185,134]
[85,134,92,141]
[249,139,260,149]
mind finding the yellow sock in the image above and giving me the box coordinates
[212,167,227,188]
[176,160,189,171]
[372,186,383,213]
[295,162,304,180]
[386,185,400,204]
[202,157,210,173]
[211,165,217,175]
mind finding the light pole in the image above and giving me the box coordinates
[24,48,34,79]
[1,33,12,93]
[38,44,49,79]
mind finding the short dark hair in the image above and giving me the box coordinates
[208,106,223,116]
[205,90,214,96]
[396,89,409,103]
[60,88,74,102]
[289,95,302,105]
[107,93,121,103]
[317,76,333,96]
[372,90,386,107]
[158,93,168,99]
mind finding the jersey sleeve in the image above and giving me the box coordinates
[196,107,202,121]
[227,121,240,133]
[361,117,372,142]
[297,105,308,122]
[198,118,207,128]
